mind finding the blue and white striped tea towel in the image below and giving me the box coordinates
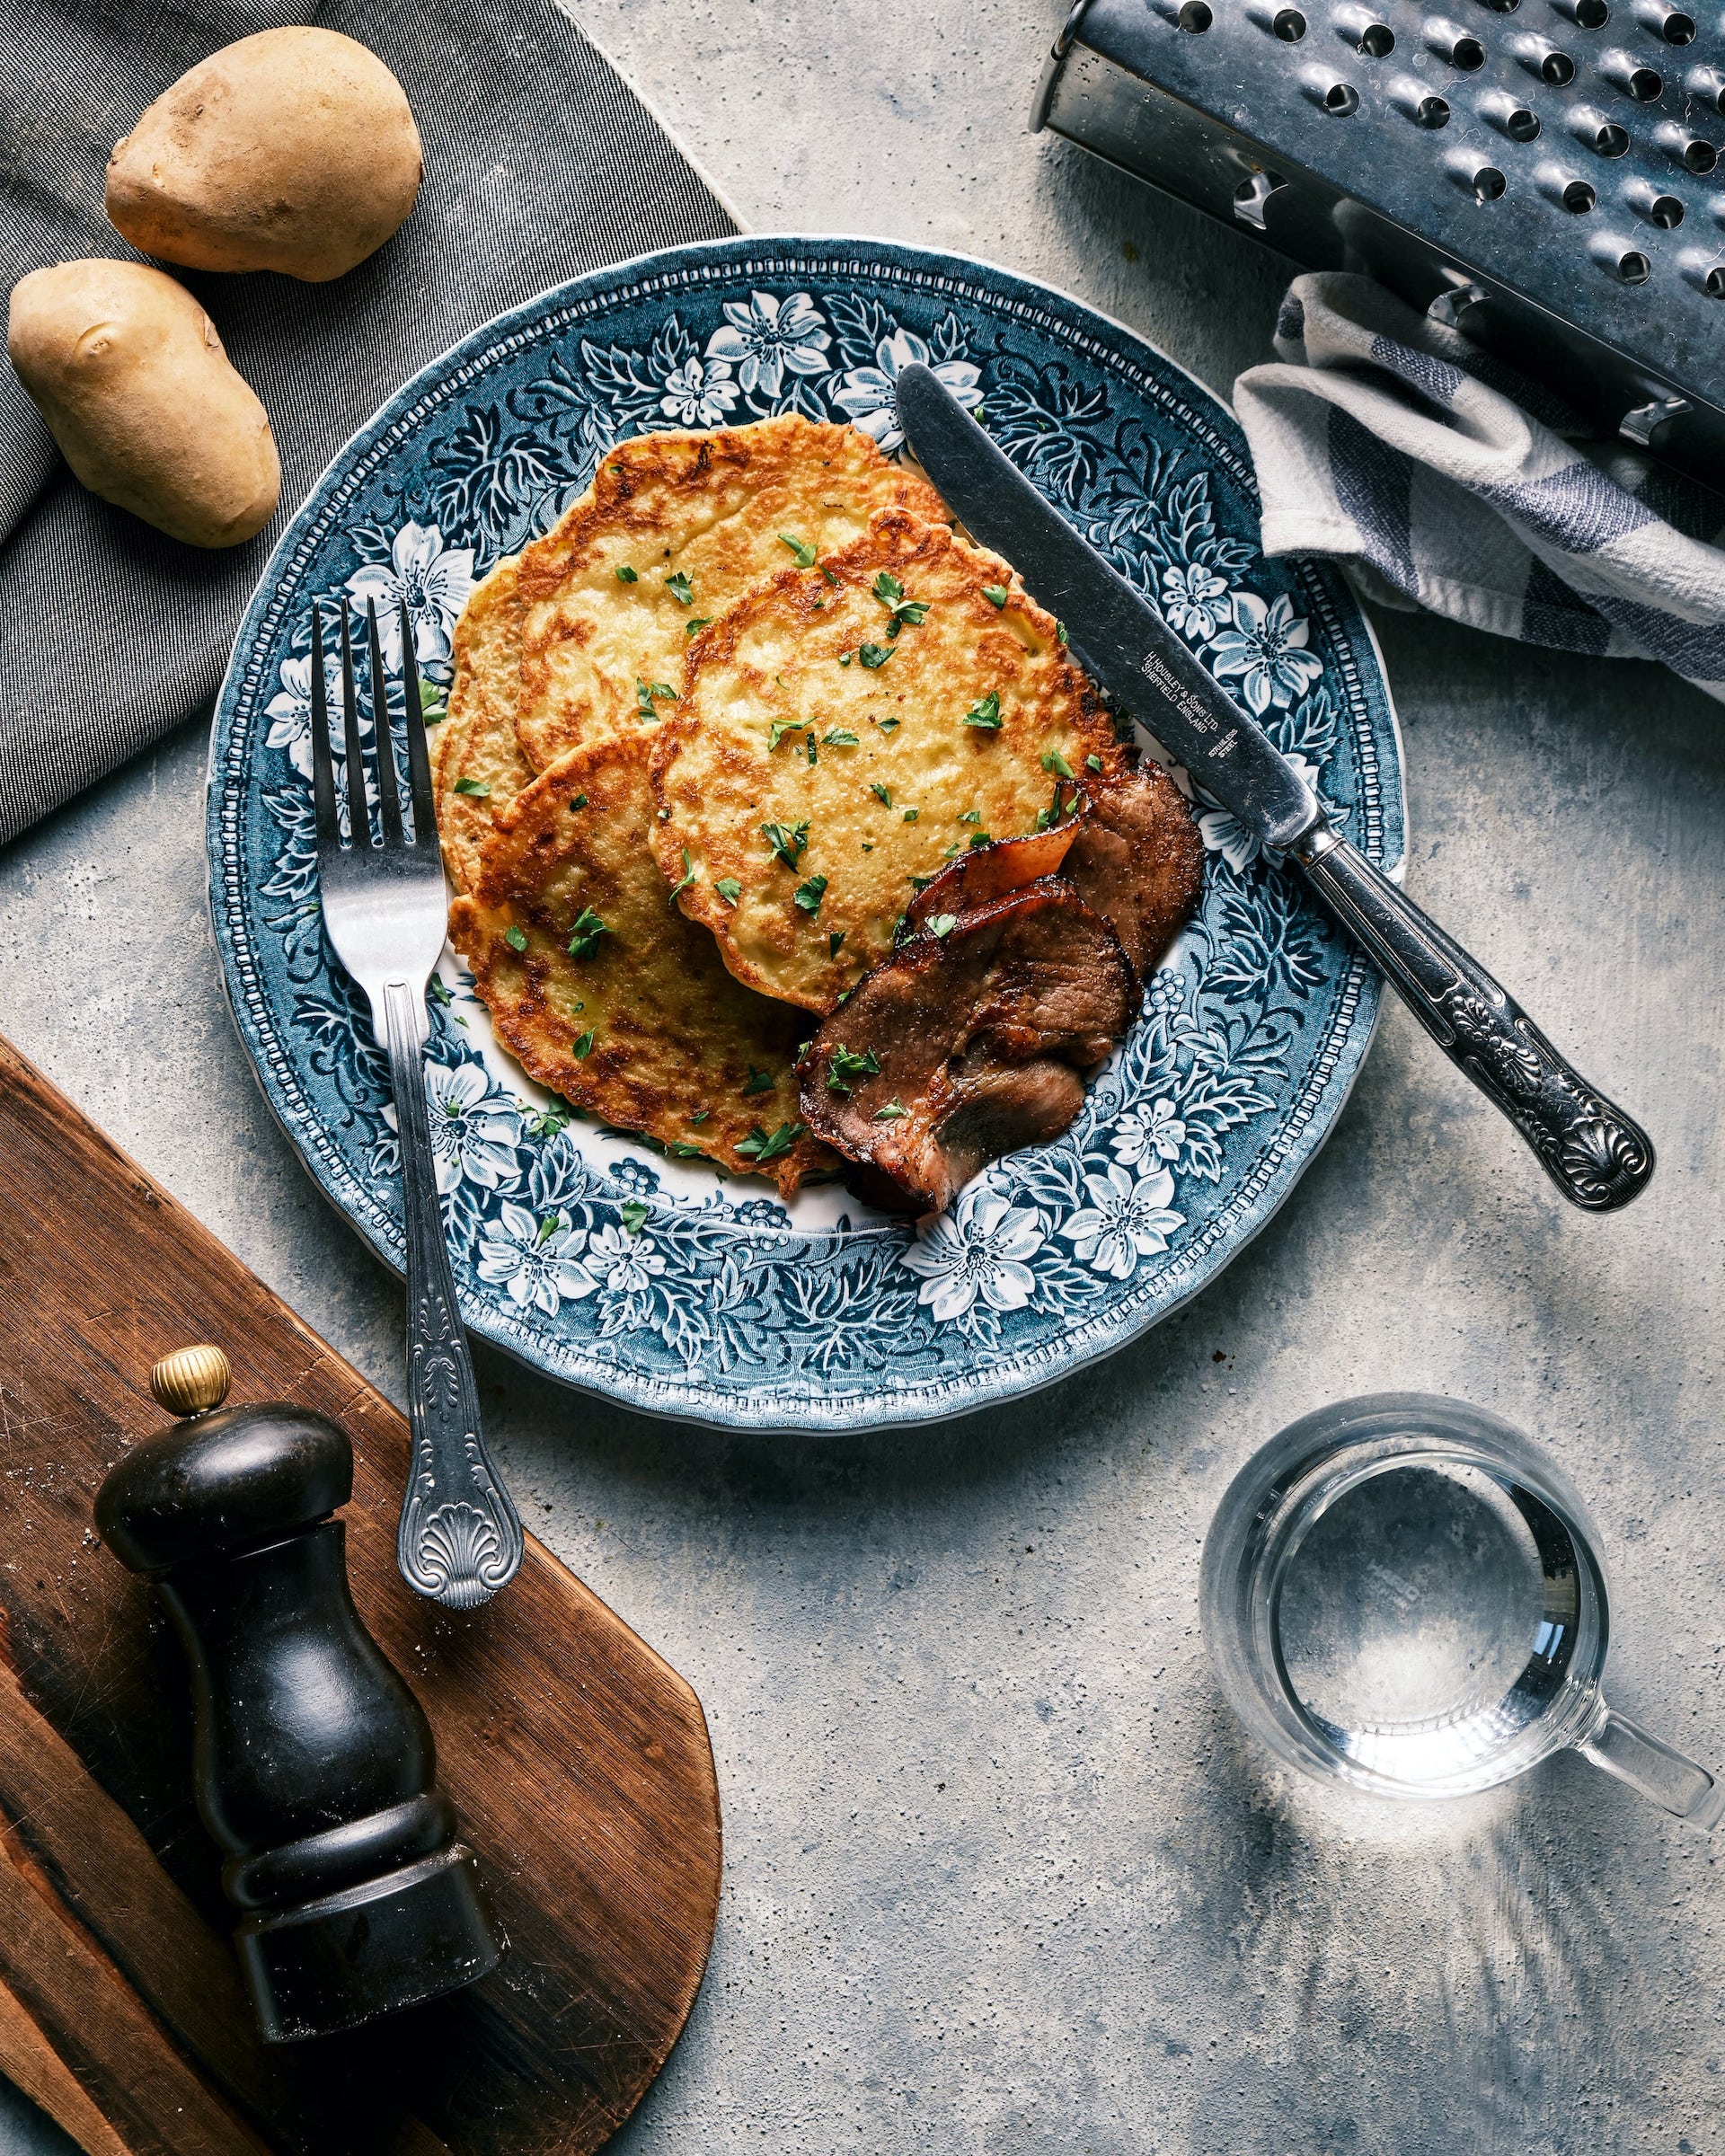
[1232,271,1725,700]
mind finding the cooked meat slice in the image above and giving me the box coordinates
[1060,756,1204,984]
[902,755,1203,985]
[902,825,1078,931]
[800,879,1136,1214]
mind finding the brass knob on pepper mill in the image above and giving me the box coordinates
[95,1347,505,2043]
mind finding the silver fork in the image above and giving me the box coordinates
[308,595,524,1611]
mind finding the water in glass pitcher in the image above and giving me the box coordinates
[1272,1456,1590,1790]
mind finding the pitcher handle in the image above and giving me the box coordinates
[1575,1701,1725,1829]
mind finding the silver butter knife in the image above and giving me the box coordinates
[897,363,1653,1213]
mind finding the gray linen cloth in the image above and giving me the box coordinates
[0,0,736,846]
[1234,271,1725,702]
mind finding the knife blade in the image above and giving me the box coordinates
[896,361,1321,852]
[895,361,1654,1213]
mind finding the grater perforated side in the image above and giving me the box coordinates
[1035,0,1725,478]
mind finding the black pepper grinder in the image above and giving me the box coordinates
[95,1345,505,2044]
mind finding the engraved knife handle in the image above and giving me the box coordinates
[382,979,524,1608]
[1294,828,1654,1213]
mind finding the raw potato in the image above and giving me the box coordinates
[7,260,279,548]
[105,28,421,282]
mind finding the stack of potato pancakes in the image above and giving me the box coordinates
[438,416,1202,1209]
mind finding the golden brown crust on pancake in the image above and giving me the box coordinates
[509,416,950,774]
[448,733,836,1195]
[650,508,1128,1014]
[434,552,532,893]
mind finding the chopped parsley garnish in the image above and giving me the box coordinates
[429,976,452,1007]
[742,1066,775,1096]
[1041,749,1075,780]
[927,914,958,939]
[873,716,900,736]
[1057,621,1069,645]
[420,678,447,723]
[902,808,919,823]
[959,808,981,824]
[686,617,712,637]
[964,691,1002,730]
[665,570,694,606]
[872,570,929,635]
[969,832,992,849]
[714,876,742,906]
[452,776,490,797]
[504,924,528,952]
[615,564,639,583]
[566,906,608,959]
[668,849,697,904]
[571,792,588,809]
[871,782,892,807]
[806,733,818,766]
[822,729,860,747]
[761,819,809,869]
[620,1198,649,1233]
[838,653,853,667]
[737,1121,804,1165]
[666,1141,706,1158]
[821,564,839,587]
[689,1108,710,1124]
[873,1099,909,1121]
[572,1027,596,1058]
[858,642,894,670]
[982,585,1008,608]
[779,532,818,568]
[826,1043,881,1095]
[793,873,828,915]
[1086,753,1104,773]
[637,678,677,717]
[536,1211,564,1246]
[829,930,845,957]
[768,718,804,751]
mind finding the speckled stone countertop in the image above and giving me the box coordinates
[0,4,1721,2150]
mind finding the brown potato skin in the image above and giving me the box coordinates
[7,260,279,548]
[104,28,422,282]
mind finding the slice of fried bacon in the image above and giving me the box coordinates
[800,879,1136,1215]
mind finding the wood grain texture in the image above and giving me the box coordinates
[0,1034,721,2156]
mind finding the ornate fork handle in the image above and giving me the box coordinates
[1295,827,1654,1213]
[382,978,524,1608]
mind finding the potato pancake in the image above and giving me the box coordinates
[432,552,534,893]
[510,415,948,774]
[650,508,1127,1013]
[447,734,835,1196]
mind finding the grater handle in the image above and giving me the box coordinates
[1293,827,1654,1212]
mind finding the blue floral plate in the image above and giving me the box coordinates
[208,236,1403,1432]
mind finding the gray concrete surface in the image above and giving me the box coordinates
[2,3,1723,2148]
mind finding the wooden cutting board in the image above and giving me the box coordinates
[0,1035,721,2156]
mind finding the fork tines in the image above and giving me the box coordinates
[308,596,438,853]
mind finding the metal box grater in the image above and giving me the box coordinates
[1033,0,1725,482]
